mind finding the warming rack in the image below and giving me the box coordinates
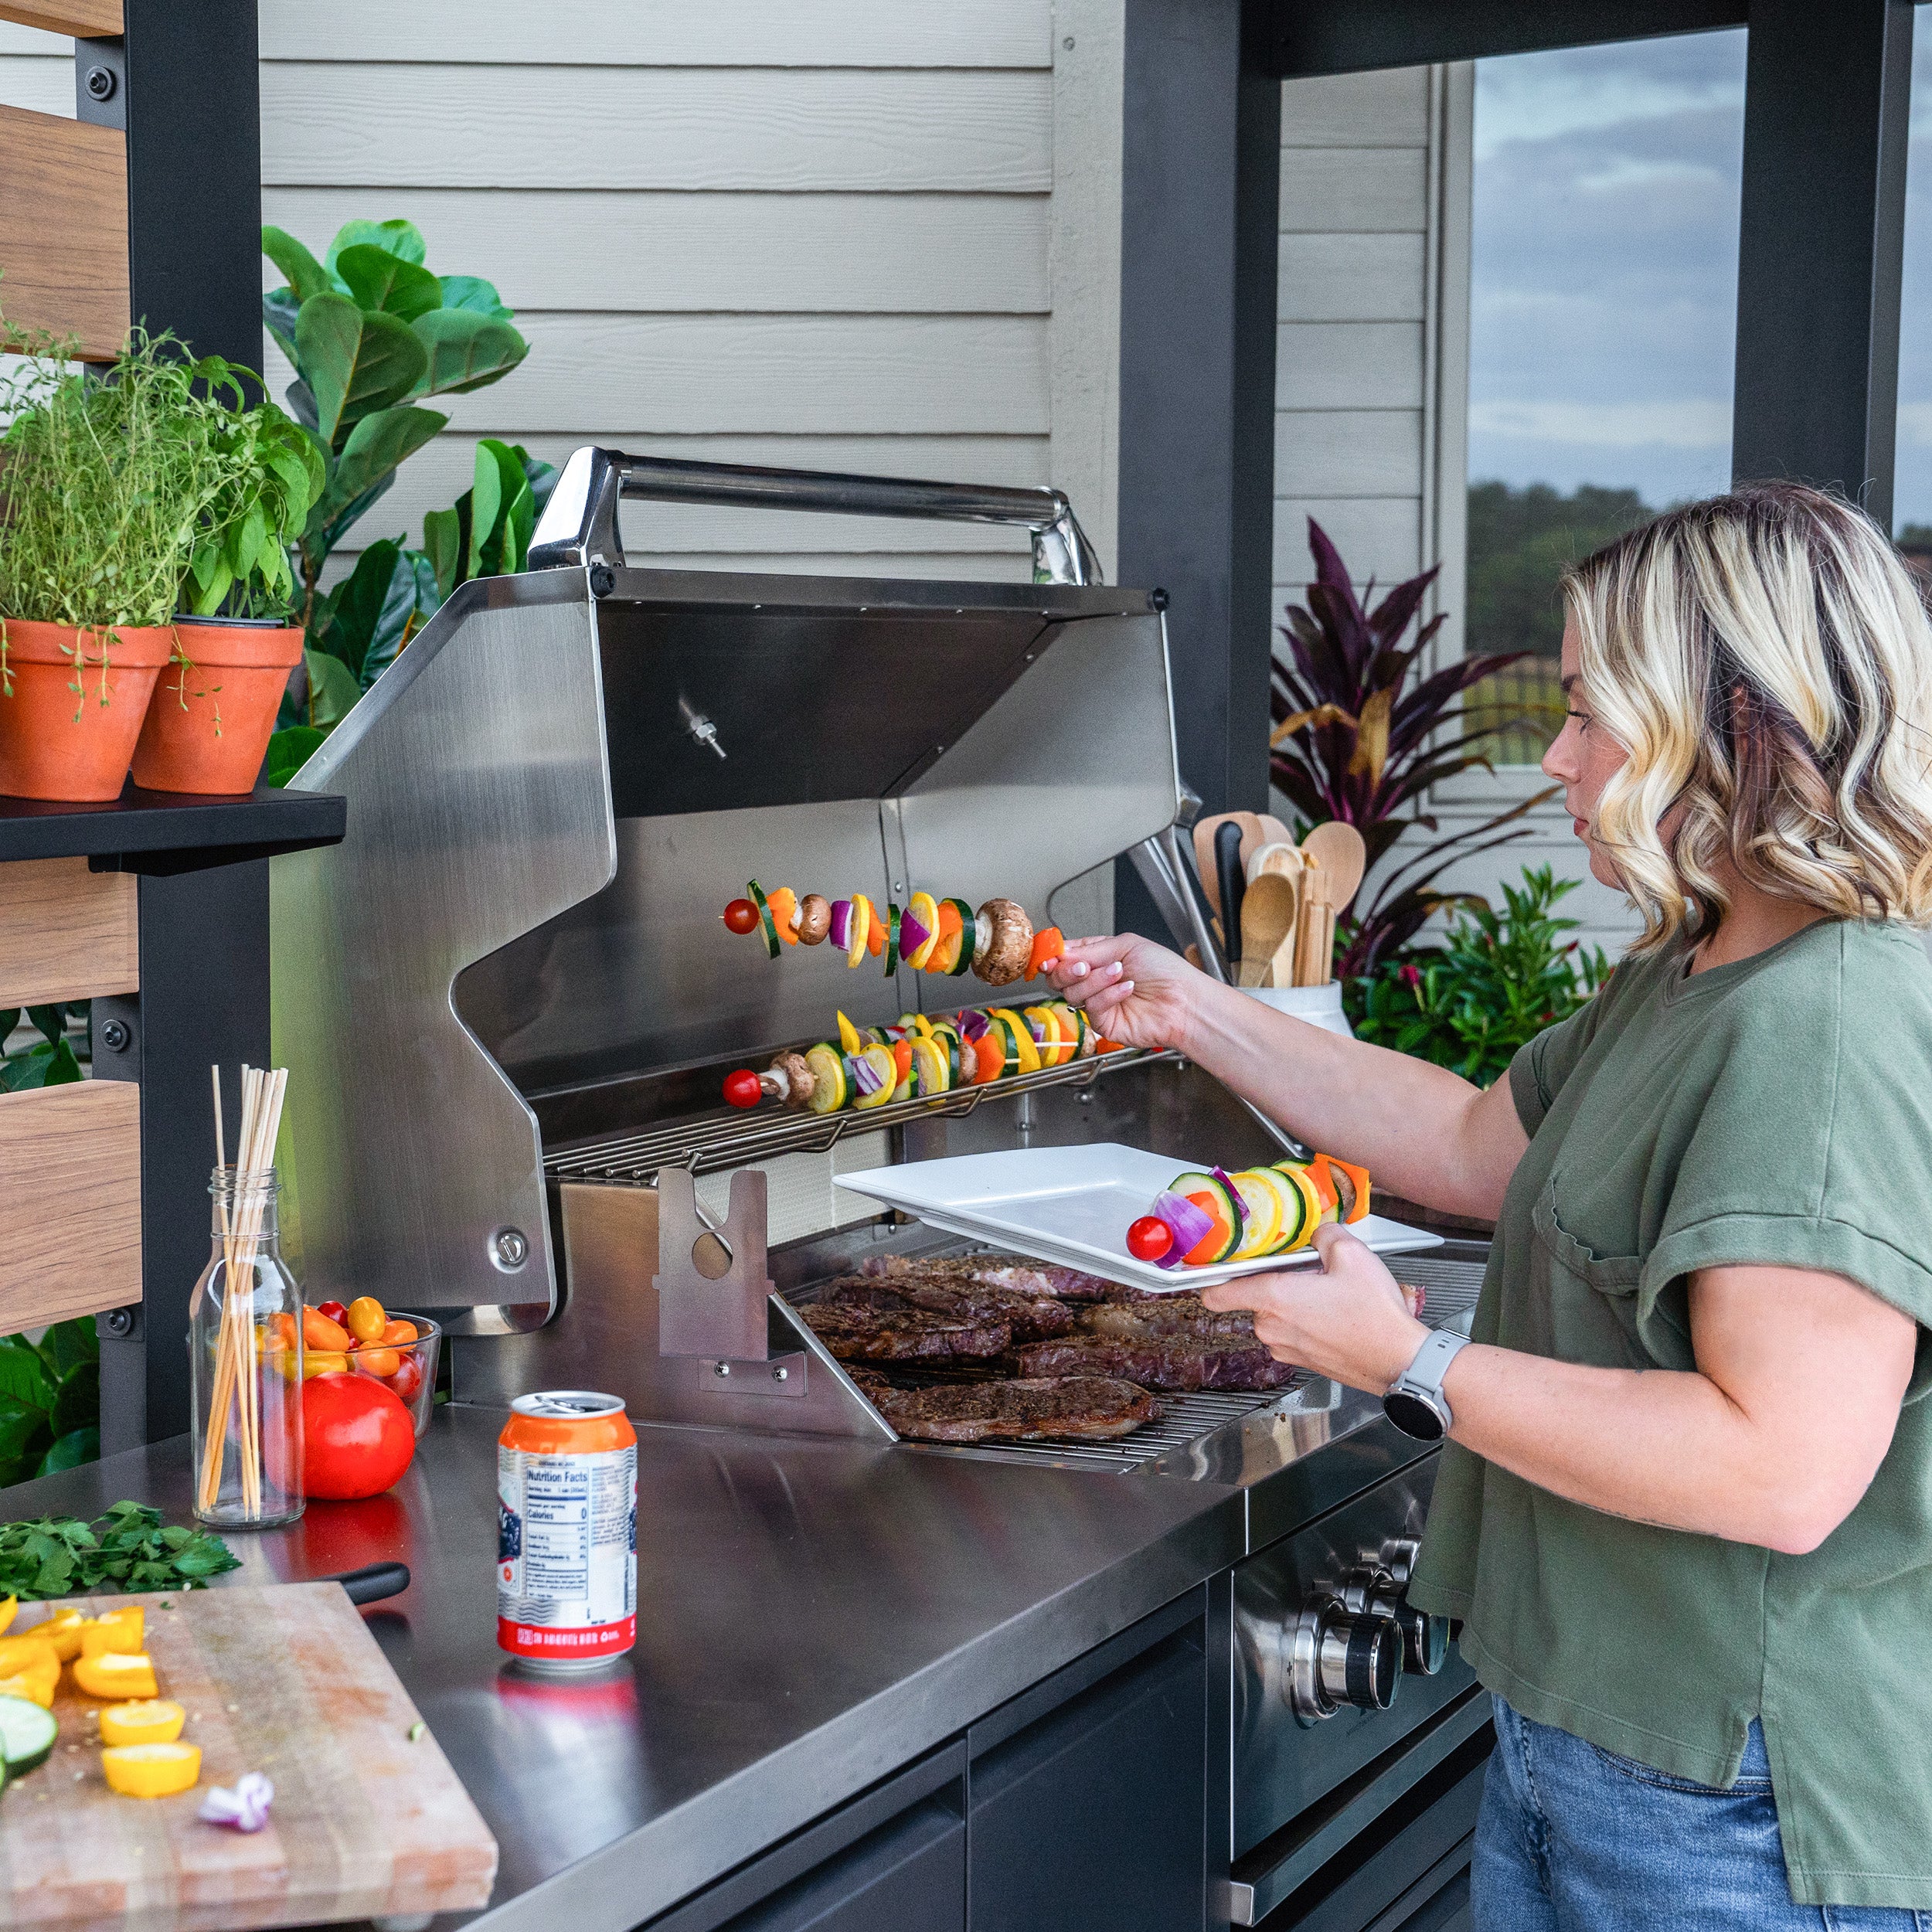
[544,1045,1179,1185]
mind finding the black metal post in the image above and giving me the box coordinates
[1731,0,1913,525]
[79,0,270,1451]
[1117,0,1281,933]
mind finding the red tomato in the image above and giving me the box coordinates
[1126,1216,1173,1261]
[722,1068,763,1109]
[389,1354,424,1403]
[301,1372,415,1501]
[722,898,759,935]
[317,1300,349,1327]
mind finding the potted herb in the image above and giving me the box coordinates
[0,327,207,801]
[131,366,324,794]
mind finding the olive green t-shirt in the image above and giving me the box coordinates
[1409,917,1932,1910]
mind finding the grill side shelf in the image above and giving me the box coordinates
[544,1046,1178,1185]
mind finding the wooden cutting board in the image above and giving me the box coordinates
[0,1584,497,1931]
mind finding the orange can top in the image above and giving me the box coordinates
[499,1391,636,1456]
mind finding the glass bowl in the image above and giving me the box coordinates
[342,1311,441,1436]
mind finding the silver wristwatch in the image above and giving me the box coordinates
[1383,1329,1471,1441]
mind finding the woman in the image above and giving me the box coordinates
[1048,483,1932,1929]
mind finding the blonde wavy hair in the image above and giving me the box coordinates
[1560,482,1932,952]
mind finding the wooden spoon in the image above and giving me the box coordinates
[1237,872,1298,988]
[1300,820,1367,915]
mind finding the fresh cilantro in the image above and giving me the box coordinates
[0,1502,240,1601]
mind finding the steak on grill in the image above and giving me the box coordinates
[801,1301,1009,1362]
[1083,1297,1257,1342]
[819,1272,1074,1342]
[1015,1333,1298,1392]
[862,1253,1135,1303]
[859,1373,1162,1444]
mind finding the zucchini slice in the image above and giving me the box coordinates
[0,1693,56,1776]
[1168,1171,1241,1264]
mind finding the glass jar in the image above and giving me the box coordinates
[188,1166,304,1526]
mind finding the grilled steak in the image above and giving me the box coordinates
[862,1374,1162,1444]
[1083,1297,1257,1342]
[862,1252,1132,1303]
[821,1271,1074,1341]
[1015,1333,1297,1392]
[801,1301,1009,1362]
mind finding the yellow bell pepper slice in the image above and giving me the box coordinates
[0,1634,60,1673]
[73,1650,158,1700]
[100,1699,186,1747]
[26,1607,91,1661]
[101,1740,200,1798]
[0,1594,15,1636]
[79,1607,143,1657]
[0,1655,60,1708]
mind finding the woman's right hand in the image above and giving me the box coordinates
[1045,934,1208,1054]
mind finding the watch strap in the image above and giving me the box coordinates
[1383,1328,1470,1440]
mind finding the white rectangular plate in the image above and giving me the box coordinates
[835,1141,1441,1293]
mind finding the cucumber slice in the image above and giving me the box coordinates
[883,903,901,975]
[0,1694,56,1776]
[746,880,781,960]
[1168,1171,1241,1264]
[944,898,976,975]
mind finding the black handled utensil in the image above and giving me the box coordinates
[320,1562,411,1606]
[1214,820,1245,973]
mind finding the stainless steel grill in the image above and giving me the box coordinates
[545,1046,1174,1185]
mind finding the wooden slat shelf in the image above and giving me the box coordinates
[0,784,345,874]
[0,103,129,362]
[0,857,137,1005]
[0,2,121,36]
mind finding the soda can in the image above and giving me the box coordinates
[497,1390,638,1671]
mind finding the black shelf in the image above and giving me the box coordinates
[0,784,345,876]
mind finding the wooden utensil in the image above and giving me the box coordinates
[0,1583,497,1929]
[1300,819,1367,915]
[1192,811,1270,914]
[1237,872,1298,987]
[1257,813,1295,851]
[1293,862,1336,987]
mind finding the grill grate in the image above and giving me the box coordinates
[544,1046,1174,1185]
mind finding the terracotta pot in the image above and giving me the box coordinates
[131,618,305,796]
[0,619,179,801]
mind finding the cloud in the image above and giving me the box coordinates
[1471,400,1730,449]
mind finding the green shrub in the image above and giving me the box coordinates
[1347,866,1610,1087]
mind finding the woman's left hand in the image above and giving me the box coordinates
[1201,1223,1428,1395]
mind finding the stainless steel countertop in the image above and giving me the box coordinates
[6,1406,1247,1931]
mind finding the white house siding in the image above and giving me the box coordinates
[0,2,1124,587]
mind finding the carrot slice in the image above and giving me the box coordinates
[972,1032,1004,1084]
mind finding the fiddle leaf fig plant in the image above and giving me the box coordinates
[261,217,531,628]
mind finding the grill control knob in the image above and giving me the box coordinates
[1287,1598,1402,1723]
[1342,1564,1451,1678]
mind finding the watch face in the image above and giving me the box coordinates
[1383,1389,1447,1441]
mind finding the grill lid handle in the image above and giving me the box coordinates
[529,446,1103,586]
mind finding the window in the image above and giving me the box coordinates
[1463,32,1747,760]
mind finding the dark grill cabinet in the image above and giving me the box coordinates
[646,1596,1209,1932]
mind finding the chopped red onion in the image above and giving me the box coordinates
[200,1773,274,1832]
[1212,1168,1247,1228]
[900,911,931,954]
[958,1009,991,1041]
[828,900,852,951]
[851,1053,884,1095]
[1151,1191,1214,1261]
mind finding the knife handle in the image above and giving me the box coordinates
[1214,820,1245,965]
[321,1562,411,1606]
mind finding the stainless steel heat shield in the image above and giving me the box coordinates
[271,462,1186,1332]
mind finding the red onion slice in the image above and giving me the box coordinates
[851,1053,883,1095]
[900,911,931,954]
[1212,1168,1247,1229]
[1150,1190,1215,1262]
[828,900,852,951]
[958,1009,991,1041]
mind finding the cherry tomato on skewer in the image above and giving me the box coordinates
[722,1068,764,1110]
[1126,1216,1173,1262]
[723,898,760,936]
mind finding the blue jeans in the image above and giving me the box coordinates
[1474,1696,1930,1930]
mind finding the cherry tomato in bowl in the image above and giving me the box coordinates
[301,1373,415,1500]
[316,1300,349,1328]
[1126,1215,1174,1262]
[723,898,759,936]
